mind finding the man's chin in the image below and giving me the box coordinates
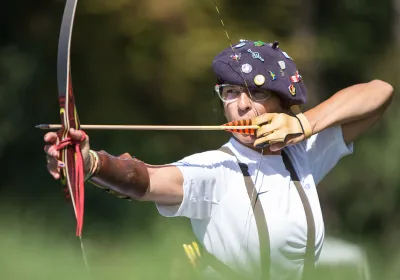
[233,133,256,144]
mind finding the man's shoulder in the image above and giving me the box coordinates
[175,146,236,166]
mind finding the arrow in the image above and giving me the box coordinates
[36,123,260,135]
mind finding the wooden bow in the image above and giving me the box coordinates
[55,0,89,270]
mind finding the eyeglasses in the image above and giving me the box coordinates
[215,84,272,103]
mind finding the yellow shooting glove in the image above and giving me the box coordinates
[253,112,312,151]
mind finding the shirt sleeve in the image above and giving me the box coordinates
[155,151,234,220]
[305,125,354,185]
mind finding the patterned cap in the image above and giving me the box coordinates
[212,40,307,105]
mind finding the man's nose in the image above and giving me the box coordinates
[237,91,252,112]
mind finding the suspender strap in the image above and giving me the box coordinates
[218,146,271,280]
[205,146,316,280]
[281,150,316,279]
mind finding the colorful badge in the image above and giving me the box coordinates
[289,84,296,96]
[282,51,292,59]
[254,40,265,47]
[254,75,266,86]
[268,71,276,81]
[290,71,302,83]
[278,61,286,76]
[230,53,241,61]
[234,42,246,48]
[241,63,252,74]
[247,49,265,62]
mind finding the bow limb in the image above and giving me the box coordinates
[57,0,85,238]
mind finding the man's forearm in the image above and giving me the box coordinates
[303,80,393,135]
[87,150,150,200]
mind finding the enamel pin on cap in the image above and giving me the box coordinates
[290,71,302,83]
[282,51,292,59]
[241,63,252,74]
[278,61,286,76]
[234,42,246,48]
[254,40,265,47]
[247,49,265,62]
[230,53,241,61]
[269,71,276,81]
[289,84,296,96]
[254,74,266,86]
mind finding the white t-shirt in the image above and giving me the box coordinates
[156,125,353,279]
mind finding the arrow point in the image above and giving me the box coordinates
[35,124,48,129]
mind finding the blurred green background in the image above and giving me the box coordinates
[1,0,399,279]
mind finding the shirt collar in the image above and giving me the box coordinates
[225,137,283,161]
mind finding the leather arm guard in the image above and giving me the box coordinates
[88,151,150,201]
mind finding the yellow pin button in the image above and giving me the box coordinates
[254,74,265,86]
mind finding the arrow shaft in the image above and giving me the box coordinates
[36,124,260,131]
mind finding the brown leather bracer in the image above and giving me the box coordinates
[88,151,150,200]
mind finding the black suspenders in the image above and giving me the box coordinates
[205,146,316,280]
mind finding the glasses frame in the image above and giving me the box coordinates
[214,84,272,103]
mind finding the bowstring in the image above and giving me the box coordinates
[211,0,265,265]
[211,0,252,95]
[79,235,91,277]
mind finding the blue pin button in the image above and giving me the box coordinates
[247,49,264,62]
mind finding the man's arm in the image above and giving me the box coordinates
[145,164,184,205]
[88,151,184,206]
[304,80,394,144]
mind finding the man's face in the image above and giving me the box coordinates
[220,85,284,145]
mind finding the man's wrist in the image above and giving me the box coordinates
[295,113,313,139]
[85,150,99,181]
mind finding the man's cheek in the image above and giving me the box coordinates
[224,111,235,122]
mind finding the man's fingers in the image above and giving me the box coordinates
[46,156,65,179]
[44,128,88,144]
[256,124,274,138]
[44,132,59,144]
[118,152,133,159]
[254,132,285,149]
[44,131,60,160]
[69,128,88,142]
[44,144,60,159]
[253,113,275,126]
[47,164,60,179]
[46,155,65,167]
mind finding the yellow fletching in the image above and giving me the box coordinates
[192,242,201,257]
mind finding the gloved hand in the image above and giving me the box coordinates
[253,112,313,151]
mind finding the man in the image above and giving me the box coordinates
[44,40,393,279]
